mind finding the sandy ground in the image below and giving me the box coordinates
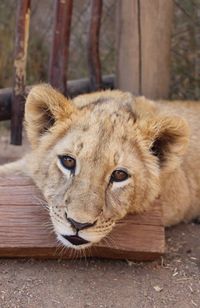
[0,129,200,308]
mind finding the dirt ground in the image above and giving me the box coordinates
[0,129,200,308]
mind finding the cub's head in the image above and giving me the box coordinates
[25,84,189,249]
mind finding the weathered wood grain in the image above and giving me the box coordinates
[11,0,31,145]
[88,0,103,91]
[116,0,173,99]
[116,0,140,94]
[48,0,73,95]
[0,176,165,260]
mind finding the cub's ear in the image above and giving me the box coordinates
[140,114,190,172]
[25,84,75,148]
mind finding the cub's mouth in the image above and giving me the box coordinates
[57,232,92,249]
[54,217,114,249]
[61,234,89,246]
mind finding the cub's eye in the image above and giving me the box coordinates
[110,169,129,182]
[59,155,76,171]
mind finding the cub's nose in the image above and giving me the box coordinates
[66,216,96,231]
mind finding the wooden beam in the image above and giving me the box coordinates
[11,0,31,145]
[116,0,140,94]
[116,0,173,99]
[88,0,103,91]
[0,176,165,260]
[0,75,115,121]
[48,0,73,95]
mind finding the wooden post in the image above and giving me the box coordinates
[0,176,165,261]
[88,0,103,91]
[48,0,73,96]
[116,0,173,99]
[11,0,31,145]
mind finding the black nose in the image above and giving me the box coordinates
[67,217,96,231]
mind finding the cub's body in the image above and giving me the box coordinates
[0,85,199,249]
[152,101,200,225]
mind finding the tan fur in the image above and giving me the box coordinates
[0,84,200,249]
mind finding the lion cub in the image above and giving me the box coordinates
[1,84,200,249]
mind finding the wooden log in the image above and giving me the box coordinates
[88,0,103,91]
[0,75,115,121]
[116,0,173,99]
[11,0,31,145]
[48,0,73,95]
[0,176,165,260]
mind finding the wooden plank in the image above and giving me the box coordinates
[0,176,165,260]
[0,75,114,121]
[116,0,173,99]
[11,0,31,145]
[88,0,103,91]
[48,0,73,95]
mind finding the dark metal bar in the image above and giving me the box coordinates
[48,0,73,95]
[88,0,103,91]
[0,75,115,121]
[0,89,12,121]
[11,0,31,145]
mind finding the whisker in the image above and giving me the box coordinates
[33,195,49,210]
[56,242,68,258]
[54,241,63,257]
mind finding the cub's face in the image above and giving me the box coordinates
[25,85,189,249]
